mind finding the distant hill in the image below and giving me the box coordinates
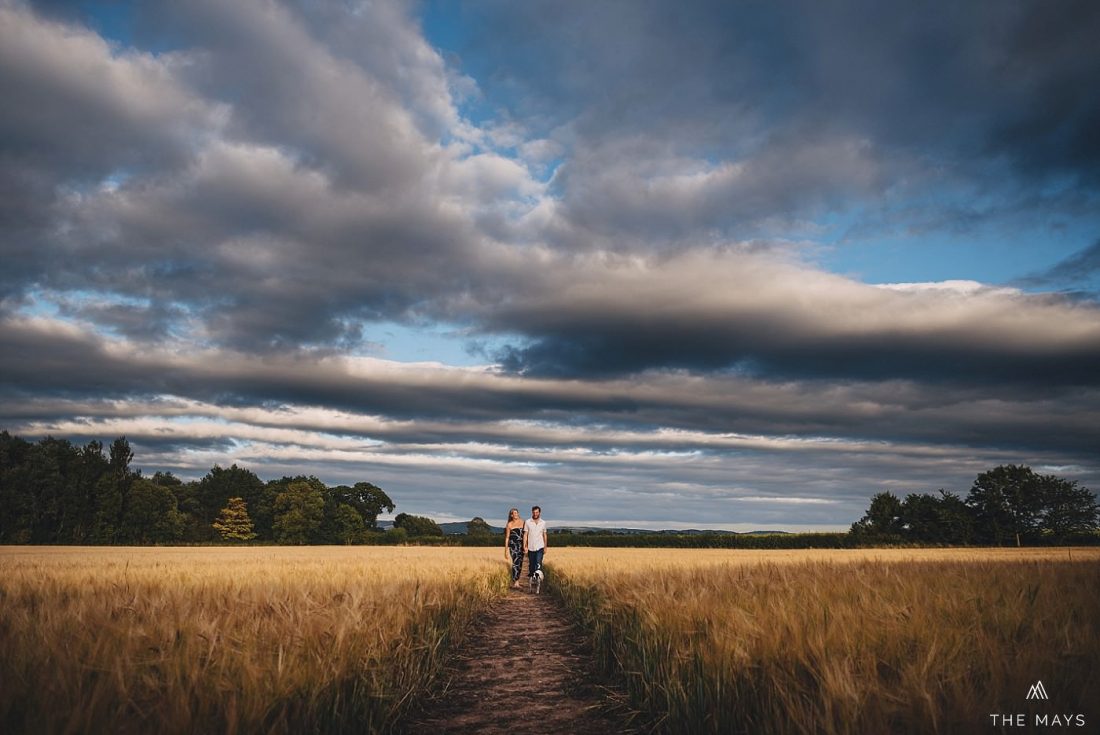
[440,521,505,535]
[553,527,790,536]
[378,520,788,536]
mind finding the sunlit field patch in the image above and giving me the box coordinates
[0,546,507,734]
[548,547,1100,734]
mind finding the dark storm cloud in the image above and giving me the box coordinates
[0,315,640,422]
[986,1,1100,182]
[3,315,1100,456]
[496,315,1100,386]
[479,250,1100,385]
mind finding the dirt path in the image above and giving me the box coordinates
[403,566,635,734]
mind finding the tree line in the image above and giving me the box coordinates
[4,432,1097,547]
[850,464,1099,545]
[0,431,408,545]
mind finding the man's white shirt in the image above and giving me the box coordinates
[524,518,547,550]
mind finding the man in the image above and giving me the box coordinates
[522,505,548,593]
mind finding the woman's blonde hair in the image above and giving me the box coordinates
[507,507,520,524]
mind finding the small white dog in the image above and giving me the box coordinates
[532,569,544,594]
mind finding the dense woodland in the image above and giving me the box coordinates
[0,431,399,545]
[1,431,1097,546]
[849,465,1099,545]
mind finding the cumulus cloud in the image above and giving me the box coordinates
[0,2,223,298]
[545,135,887,243]
[0,3,220,176]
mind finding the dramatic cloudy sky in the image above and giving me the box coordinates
[2,0,1099,530]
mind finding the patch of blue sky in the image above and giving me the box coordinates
[420,3,496,126]
[16,289,61,320]
[73,0,136,47]
[17,288,142,323]
[54,167,135,198]
[163,414,230,427]
[419,1,466,57]
[420,1,564,149]
[822,224,1098,290]
[16,288,195,342]
[810,182,1099,289]
[79,0,185,56]
[528,154,565,188]
[451,85,498,133]
[419,2,570,196]
[63,289,151,309]
[811,208,861,246]
[354,320,519,367]
[779,157,1100,291]
[100,169,133,191]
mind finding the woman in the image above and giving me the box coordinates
[503,507,525,589]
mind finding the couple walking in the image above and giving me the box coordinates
[504,506,547,592]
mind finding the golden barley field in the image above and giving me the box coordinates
[0,546,508,734]
[548,547,1100,734]
[3,546,1099,735]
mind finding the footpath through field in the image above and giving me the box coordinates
[404,562,634,735]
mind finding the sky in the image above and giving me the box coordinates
[1,0,1099,531]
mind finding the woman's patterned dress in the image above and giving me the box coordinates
[507,526,524,581]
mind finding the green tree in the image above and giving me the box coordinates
[332,503,368,544]
[68,440,110,543]
[172,480,212,542]
[273,481,325,544]
[272,475,329,541]
[23,437,68,543]
[92,437,137,544]
[899,490,975,544]
[900,492,942,542]
[384,526,408,544]
[213,497,258,541]
[393,512,444,537]
[849,491,904,542]
[966,465,1045,546]
[1037,475,1099,542]
[330,482,394,529]
[0,431,34,543]
[931,490,975,545]
[119,478,186,543]
[0,433,113,544]
[151,471,183,488]
[196,465,269,539]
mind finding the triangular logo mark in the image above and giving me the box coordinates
[1026,680,1049,700]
